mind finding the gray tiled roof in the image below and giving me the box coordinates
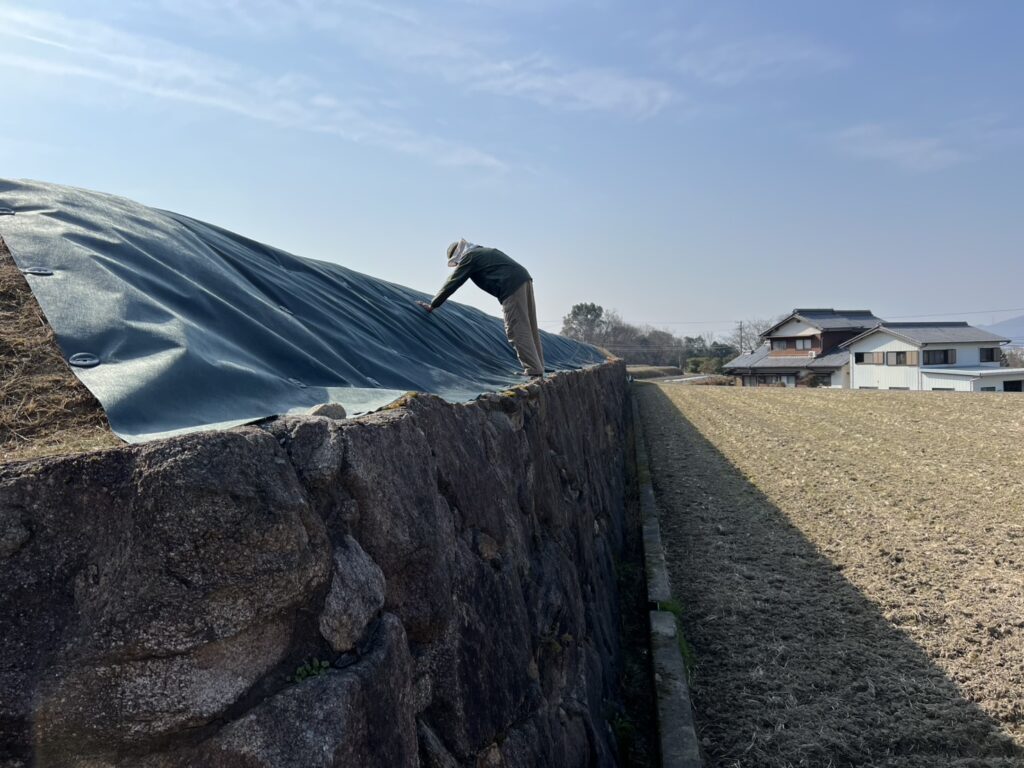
[841,322,1011,347]
[793,309,884,331]
[724,345,849,372]
[763,308,883,337]
[808,349,851,368]
[723,346,771,369]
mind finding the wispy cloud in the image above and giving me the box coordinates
[342,14,675,119]
[0,5,506,170]
[833,123,965,172]
[657,27,845,87]
[144,0,677,120]
[464,55,674,118]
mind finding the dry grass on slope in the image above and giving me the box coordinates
[0,236,120,463]
[626,365,685,379]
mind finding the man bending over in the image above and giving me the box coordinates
[417,239,545,378]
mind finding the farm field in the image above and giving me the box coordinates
[636,383,1024,768]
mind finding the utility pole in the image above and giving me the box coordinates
[738,321,745,352]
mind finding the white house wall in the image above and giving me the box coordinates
[847,335,919,389]
[919,372,975,392]
[913,371,1023,392]
[986,373,1024,391]
[919,343,1000,368]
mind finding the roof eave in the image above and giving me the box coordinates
[920,338,1012,346]
[760,312,822,339]
[839,324,890,349]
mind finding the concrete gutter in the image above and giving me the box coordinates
[632,390,704,768]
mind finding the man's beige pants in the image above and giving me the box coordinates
[501,280,545,376]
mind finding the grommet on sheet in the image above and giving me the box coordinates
[68,353,101,368]
[287,377,307,388]
[0,207,14,216]
[21,267,54,276]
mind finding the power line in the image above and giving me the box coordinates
[886,306,1024,319]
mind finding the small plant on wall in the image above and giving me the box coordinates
[288,658,331,684]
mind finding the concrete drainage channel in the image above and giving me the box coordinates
[632,391,704,768]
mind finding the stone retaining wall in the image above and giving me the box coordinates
[0,363,629,767]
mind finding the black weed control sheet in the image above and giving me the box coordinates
[0,179,604,442]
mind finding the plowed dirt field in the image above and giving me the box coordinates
[637,383,1024,768]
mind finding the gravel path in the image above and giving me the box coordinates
[636,383,1024,768]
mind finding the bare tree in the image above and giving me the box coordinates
[561,302,737,366]
[1003,347,1024,368]
[725,317,779,353]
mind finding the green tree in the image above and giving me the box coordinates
[561,303,606,344]
[682,336,708,358]
[709,341,739,360]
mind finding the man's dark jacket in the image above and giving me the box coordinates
[430,248,531,309]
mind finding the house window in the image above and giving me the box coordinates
[980,348,998,363]
[931,387,954,391]
[885,351,919,366]
[796,338,813,350]
[771,340,788,351]
[858,386,878,389]
[889,387,909,390]
[981,386,996,392]
[923,349,957,365]
[855,352,884,365]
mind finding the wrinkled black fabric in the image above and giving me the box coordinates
[0,179,604,442]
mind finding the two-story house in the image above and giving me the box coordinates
[841,322,1024,391]
[724,308,884,387]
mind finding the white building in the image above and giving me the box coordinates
[842,323,1024,392]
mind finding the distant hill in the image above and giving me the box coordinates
[983,314,1024,345]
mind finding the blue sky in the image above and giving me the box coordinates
[2,1,1022,339]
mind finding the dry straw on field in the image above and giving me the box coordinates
[638,383,1024,768]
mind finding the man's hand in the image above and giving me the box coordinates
[416,300,433,313]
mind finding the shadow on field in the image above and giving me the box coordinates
[637,384,1023,768]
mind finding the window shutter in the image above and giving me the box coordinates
[886,351,897,366]
[908,351,919,366]
[874,352,884,365]
[949,349,957,364]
